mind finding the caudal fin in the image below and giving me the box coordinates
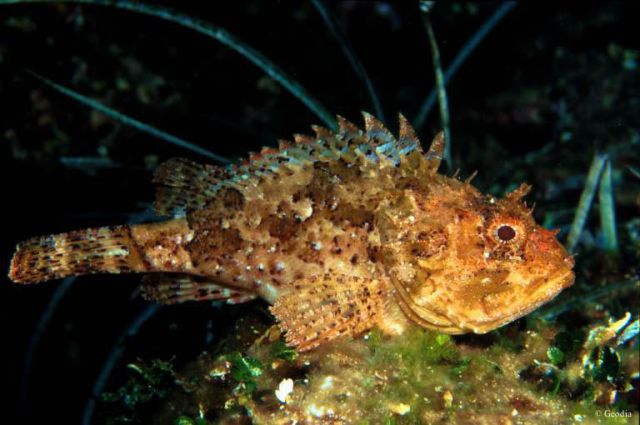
[9,225,149,284]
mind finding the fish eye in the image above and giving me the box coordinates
[497,225,516,242]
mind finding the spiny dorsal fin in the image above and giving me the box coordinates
[260,146,278,156]
[398,113,417,144]
[153,158,226,216]
[336,114,360,139]
[153,114,426,216]
[311,125,333,140]
[425,130,445,173]
[293,133,315,145]
[278,139,293,150]
[270,273,384,351]
[362,111,394,144]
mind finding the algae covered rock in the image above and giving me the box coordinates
[232,326,584,424]
[98,312,638,424]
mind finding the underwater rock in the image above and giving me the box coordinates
[134,318,635,424]
[85,303,637,425]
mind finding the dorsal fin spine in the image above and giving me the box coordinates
[154,114,431,215]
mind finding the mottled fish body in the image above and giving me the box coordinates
[10,113,574,351]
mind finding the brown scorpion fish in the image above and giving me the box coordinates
[9,113,575,351]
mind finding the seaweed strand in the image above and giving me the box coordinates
[0,0,338,129]
[566,154,607,252]
[422,14,451,169]
[414,2,518,131]
[82,303,161,425]
[310,0,385,122]
[19,277,76,415]
[28,72,231,163]
[598,160,619,253]
[535,277,638,321]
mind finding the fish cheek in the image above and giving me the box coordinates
[407,269,438,305]
[479,283,520,318]
[449,270,513,324]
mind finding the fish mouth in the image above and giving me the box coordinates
[464,268,575,334]
[390,268,575,335]
[556,268,576,289]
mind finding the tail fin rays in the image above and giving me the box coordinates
[9,226,148,284]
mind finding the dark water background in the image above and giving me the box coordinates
[0,1,637,423]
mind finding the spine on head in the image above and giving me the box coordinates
[9,219,193,284]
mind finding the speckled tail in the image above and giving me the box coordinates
[9,226,150,284]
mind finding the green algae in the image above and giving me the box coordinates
[234,321,636,424]
[101,359,176,409]
[269,340,298,362]
[228,352,264,394]
[95,310,639,424]
[366,327,459,367]
[174,415,207,425]
[547,346,566,366]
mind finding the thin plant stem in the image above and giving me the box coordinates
[28,71,231,163]
[1,0,337,129]
[414,2,518,131]
[311,0,385,121]
[422,15,451,169]
[598,160,619,252]
[20,277,76,415]
[566,154,607,252]
[534,277,638,321]
[82,303,161,425]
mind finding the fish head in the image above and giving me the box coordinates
[385,182,575,334]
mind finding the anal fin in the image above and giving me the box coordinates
[141,273,256,305]
[270,273,385,351]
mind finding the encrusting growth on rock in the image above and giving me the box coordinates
[9,112,575,351]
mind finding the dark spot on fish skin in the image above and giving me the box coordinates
[326,200,375,228]
[410,247,423,257]
[296,162,336,208]
[367,245,380,262]
[220,188,245,210]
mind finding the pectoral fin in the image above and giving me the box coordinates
[270,274,385,351]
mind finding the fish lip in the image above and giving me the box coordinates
[550,268,575,289]
[455,268,576,333]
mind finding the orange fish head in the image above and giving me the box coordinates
[388,183,575,334]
